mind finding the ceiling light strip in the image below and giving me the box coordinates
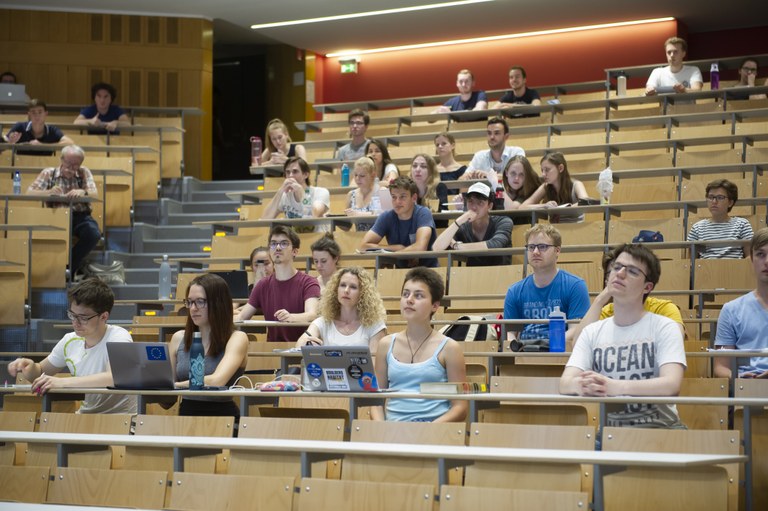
[250,0,493,30]
[326,17,675,58]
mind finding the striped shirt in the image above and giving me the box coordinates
[687,217,753,259]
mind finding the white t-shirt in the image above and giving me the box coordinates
[279,186,331,232]
[646,65,703,90]
[47,325,137,414]
[309,317,386,347]
[467,146,525,174]
[567,313,686,428]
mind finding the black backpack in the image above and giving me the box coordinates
[439,315,498,342]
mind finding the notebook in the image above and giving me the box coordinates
[107,342,175,390]
[0,84,29,103]
[211,270,250,300]
[301,346,380,392]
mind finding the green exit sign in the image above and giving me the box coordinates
[340,60,358,74]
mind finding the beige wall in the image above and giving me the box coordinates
[0,9,212,179]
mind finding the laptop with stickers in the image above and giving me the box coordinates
[107,342,175,390]
[301,346,380,392]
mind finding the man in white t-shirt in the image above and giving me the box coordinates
[8,278,136,414]
[646,37,703,96]
[560,244,686,428]
[463,117,525,187]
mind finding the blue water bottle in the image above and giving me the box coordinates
[189,332,205,390]
[548,306,566,353]
[341,163,350,187]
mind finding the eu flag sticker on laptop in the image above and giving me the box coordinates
[147,345,168,361]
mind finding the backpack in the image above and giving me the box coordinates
[82,261,126,285]
[632,230,664,243]
[439,315,498,342]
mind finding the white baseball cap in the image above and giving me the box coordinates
[466,182,492,198]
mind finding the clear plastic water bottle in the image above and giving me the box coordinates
[548,306,566,353]
[250,136,262,165]
[371,177,382,213]
[189,332,205,390]
[710,63,720,91]
[12,171,21,195]
[158,254,172,300]
[341,163,350,187]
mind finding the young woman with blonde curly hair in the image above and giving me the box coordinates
[295,266,387,351]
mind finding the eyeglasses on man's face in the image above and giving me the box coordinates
[706,194,728,202]
[183,298,208,309]
[741,66,758,74]
[269,240,291,250]
[525,243,554,253]
[610,262,648,280]
[67,310,100,324]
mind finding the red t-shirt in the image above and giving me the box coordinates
[247,271,321,342]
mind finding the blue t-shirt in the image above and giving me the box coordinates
[7,122,65,143]
[715,291,768,375]
[443,91,487,112]
[503,269,590,340]
[370,204,437,268]
[79,104,126,134]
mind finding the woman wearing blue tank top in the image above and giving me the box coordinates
[371,268,467,422]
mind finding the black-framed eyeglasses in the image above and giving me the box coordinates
[269,240,291,250]
[183,298,208,309]
[706,194,728,202]
[611,262,648,280]
[741,67,758,73]
[67,310,100,324]
[525,243,555,253]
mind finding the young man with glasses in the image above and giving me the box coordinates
[335,109,370,162]
[237,225,321,342]
[26,144,100,277]
[687,178,753,259]
[714,227,768,379]
[7,278,136,413]
[432,182,512,266]
[560,243,686,428]
[731,58,767,100]
[503,224,589,345]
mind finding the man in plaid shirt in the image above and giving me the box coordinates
[27,144,100,276]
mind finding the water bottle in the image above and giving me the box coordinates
[158,254,172,300]
[12,171,21,195]
[710,63,720,91]
[494,187,505,210]
[189,332,205,390]
[617,75,627,97]
[341,163,350,187]
[250,136,262,165]
[371,177,382,213]
[548,306,566,353]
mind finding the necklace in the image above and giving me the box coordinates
[406,329,433,363]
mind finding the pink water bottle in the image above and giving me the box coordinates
[250,136,262,165]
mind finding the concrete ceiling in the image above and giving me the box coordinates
[7,1,767,55]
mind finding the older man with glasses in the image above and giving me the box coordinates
[26,144,101,277]
[7,278,137,413]
[237,224,320,342]
[503,223,589,348]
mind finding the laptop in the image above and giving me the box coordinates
[0,83,29,103]
[301,346,380,392]
[107,342,175,390]
[211,270,250,300]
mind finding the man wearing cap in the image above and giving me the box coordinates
[433,182,512,266]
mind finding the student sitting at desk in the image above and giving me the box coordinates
[73,82,130,134]
[260,118,307,165]
[3,99,74,149]
[714,227,768,379]
[311,234,341,293]
[261,156,330,233]
[686,178,753,259]
[501,155,541,210]
[521,152,589,223]
[7,278,137,414]
[560,244,687,428]
[296,266,387,352]
[371,268,467,423]
[169,273,248,417]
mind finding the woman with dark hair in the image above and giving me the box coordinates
[169,273,248,417]
[687,178,754,258]
[366,138,399,185]
[311,234,341,292]
[502,155,541,209]
[73,82,130,133]
[522,152,589,222]
[261,156,330,232]
[434,132,467,182]
[296,266,387,351]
